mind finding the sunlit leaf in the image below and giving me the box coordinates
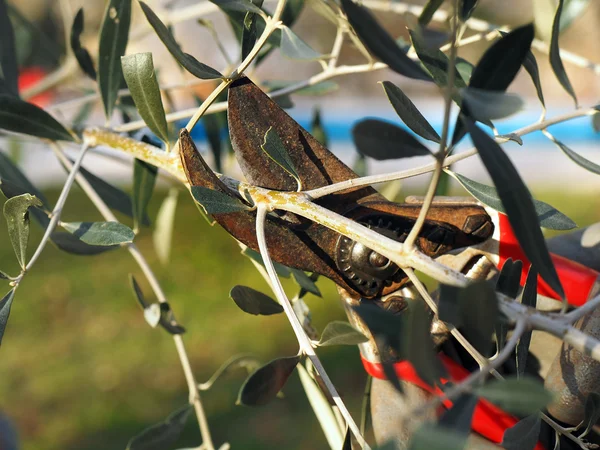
[465,119,563,297]
[450,172,576,230]
[380,81,440,143]
[121,53,169,145]
[139,2,222,80]
[61,221,134,246]
[461,88,524,122]
[70,8,97,80]
[418,0,444,26]
[229,285,283,316]
[98,0,131,119]
[0,0,18,97]
[133,159,157,232]
[153,188,178,266]
[143,303,161,328]
[340,0,431,81]
[261,126,302,187]
[502,413,541,450]
[352,119,431,160]
[280,25,322,60]
[3,193,42,268]
[317,321,368,347]
[0,95,75,141]
[126,405,192,450]
[550,0,577,106]
[238,355,301,405]
[476,377,553,415]
[545,131,600,175]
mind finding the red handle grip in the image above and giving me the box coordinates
[498,214,599,306]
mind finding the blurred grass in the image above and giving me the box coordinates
[0,185,598,450]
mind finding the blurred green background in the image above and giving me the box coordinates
[0,184,598,450]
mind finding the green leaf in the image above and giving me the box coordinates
[311,107,328,147]
[198,354,261,391]
[516,267,537,377]
[340,0,431,81]
[139,2,222,80]
[61,221,134,246]
[209,0,264,14]
[126,405,192,450]
[582,392,600,436]
[465,119,564,297]
[0,0,19,96]
[439,394,478,436]
[3,193,42,268]
[229,285,283,315]
[455,57,474,84]
[0,152,48,205]
[70,8,97,80]
[290,269,321,297]
[238,355,300,406]
[133,159,157,232]
[121,53,169,145]
[0,95,75,141]
[380,81,440,143]
[408,424,467,450]
[50,232,118,255]
[352,119,431,160]
[240,1,263,61]
[439,281,498,354]
[550,0,577,106]
[545,132,600,175]
[98,0,131,119]
[130,274,185,334]
[317,321,368,347]
[476,377,553,415]
[523,51,545,109]
[502,413,541,450]
[130,274,149,308]
[261,126,302,187]
[153,188,178,266]
[191,186,250,215]
[460,0,479,20]
[418,0,445,26]
[0,288,15,345]
[280,25,322,60]
[450,172,576,230]
[410,30,466,95]
[461,88,524,122]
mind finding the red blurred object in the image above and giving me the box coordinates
[18,67,52,107]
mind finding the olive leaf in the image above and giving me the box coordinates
[460,0,479,20]
[199,354,261,391]
[70,8,97,80]
[132,159,157,233]
[582,393,600,437]
[311,107,328,147]
[121,53,169,146]
[98,0,131,119]
[465,119,564,298]
[501,414,541,450]
[545,130,600,175]
[0,0,18,97]
[460,88,524,122]
[153,189,178,266]
[476,377,553,415]
[450,171,576,230]
[126,405,192,450]
[352,118,431,160]
[418,0,445,26]
[3,193,42,268]
[408,424,467,450]
[280,25,322,60]
[380,81,440,143]
[60,221,134,246]
[516,267,537,378]
[191,186,251,215]
[550,0,578,106]
[290,269,321,297]
[229,285,283,316]
[260,126,302,188]
[0,95,75,142]
[340,0,431,81]
[0,288,15,345]
[523,51,545,110]
[317,321,368,347]
[238,355,301,406]
[139,2,222,80]
[209,0,264,15]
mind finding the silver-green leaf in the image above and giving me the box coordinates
[545,131,600,175]
[317,321,368,347]
[280,25,322,60]
[461,88,524,122]
[98,0,132,119]
[61,221,134,246]
[450,172,576,230]
[121,53,169,146]
[190,186,250,215]
[261,126,302,188]
[153,188,178,265]
[3,193,42,268]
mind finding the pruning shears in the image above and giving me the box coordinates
[179,77,600,449]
